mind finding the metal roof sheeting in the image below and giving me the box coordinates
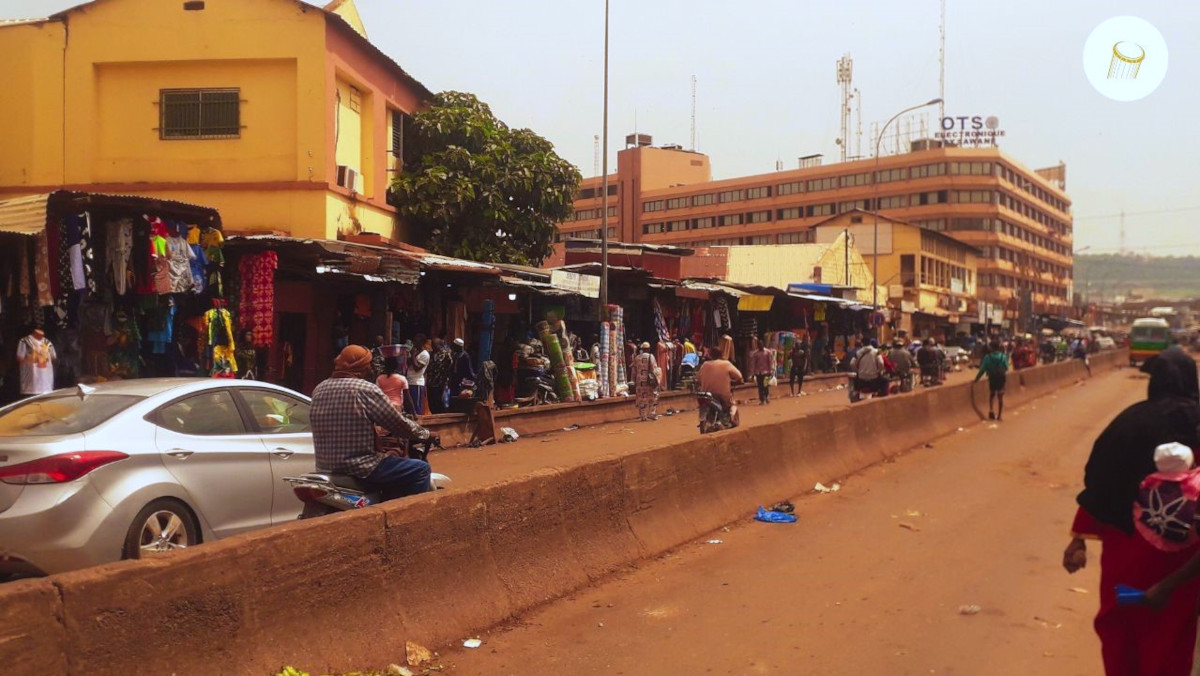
[0,193,51,235]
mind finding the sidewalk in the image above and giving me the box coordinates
[433,369,975,491]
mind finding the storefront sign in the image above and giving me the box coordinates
[549,270,600,298]
[935,115,1006,146]
[738,294,774,312]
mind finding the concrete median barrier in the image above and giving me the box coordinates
[0,349,1126,675]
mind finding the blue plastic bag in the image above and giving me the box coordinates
[1115,584,1146,605]
[754,506,797,524]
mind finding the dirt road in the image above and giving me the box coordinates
[439,367,1147,675]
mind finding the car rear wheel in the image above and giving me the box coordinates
[122,498,199,560]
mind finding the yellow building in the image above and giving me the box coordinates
[0,0,431,241]
[707,231,878,305]
[813,210,981,336]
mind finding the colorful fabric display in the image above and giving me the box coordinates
[237,251,277,348]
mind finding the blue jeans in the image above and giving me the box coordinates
[365,455,431,501]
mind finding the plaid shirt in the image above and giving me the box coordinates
[311,376,428,477]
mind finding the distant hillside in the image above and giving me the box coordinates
[1075,254,1200,301]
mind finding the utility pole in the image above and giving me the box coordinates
[939,0,946,122]
[599,0,610,319]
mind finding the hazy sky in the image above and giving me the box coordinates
[4,0,1199,255]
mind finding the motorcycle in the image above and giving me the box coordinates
[283,436,450,519]
[697,392,739,434]
[848,376,889,403]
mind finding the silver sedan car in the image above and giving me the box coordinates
[0,378,314,578]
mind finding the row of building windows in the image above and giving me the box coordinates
[571,206,618,221]
[554,227,618,242]
[631,160,1068,221]
[920,257,973,292]
[919,216,1071,258]
[998,165,1068,213]
[576,185,618,199]
[977,273,1069,300]
[978,245,1072,279]
[919,230,968,265]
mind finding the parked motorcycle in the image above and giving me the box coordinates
[283,436,450,519]
[697,392,739,434]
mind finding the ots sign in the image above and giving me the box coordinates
[935,115,1006,146]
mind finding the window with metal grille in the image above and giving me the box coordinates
[390,110,405,161]
[159,88,240,139]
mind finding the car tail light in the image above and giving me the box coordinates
[0,451,129,485]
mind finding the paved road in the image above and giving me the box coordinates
[439,366,1147,675]
[436,368,975,491]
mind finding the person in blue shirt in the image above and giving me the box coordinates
[974,340,1010,420]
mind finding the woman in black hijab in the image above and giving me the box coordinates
[1063,346,1200,674]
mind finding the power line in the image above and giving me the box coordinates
[1074,205,1200,220]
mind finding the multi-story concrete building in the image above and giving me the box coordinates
[557,142,1072,324]
[0,0,430,240]
[812,210,980,335]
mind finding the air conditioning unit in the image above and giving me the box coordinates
[336,165,362,193]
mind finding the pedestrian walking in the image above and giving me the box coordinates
[632,341,661,421]
[788,341,809,397]
[752,339,774,405]
[1063,347,1200,675]
[1073,338,1092,377]
[974,340,1009,420]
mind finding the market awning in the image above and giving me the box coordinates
[0,193,50,235]
[227,235,421,284]
[0,190,222,236]
[737,294,775,311]
[787,291,854,307]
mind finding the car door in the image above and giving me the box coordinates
[233,388,315,524]
[151,389,274,539]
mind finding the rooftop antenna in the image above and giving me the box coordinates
[939,0,946,121]
[836,54,853,163]
[854,87,862,159]
[593,134,600,177]
[690,74,697,151]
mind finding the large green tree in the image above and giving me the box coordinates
[390,91,581,265]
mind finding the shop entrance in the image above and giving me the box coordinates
[279,313,307,394]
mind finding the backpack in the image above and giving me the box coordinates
[986,353,1007,377]
[1134,471,1200,552]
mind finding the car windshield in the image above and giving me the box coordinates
[0,394,144,437]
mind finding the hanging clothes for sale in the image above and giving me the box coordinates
[237,251,277,348]
[201,227,225,297]
[147,217,171,295]
[34,231,54,308]
[203,304,238,377]
[186,225,208,295]
[106,218,134,296]
[166,223,195,294]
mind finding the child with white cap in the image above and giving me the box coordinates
[1131,442,1200,608]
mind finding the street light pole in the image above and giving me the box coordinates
[598,0,610,321]
[872,97,942,339]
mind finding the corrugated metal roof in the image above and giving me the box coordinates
[0,193,51,235]
[0,190,221,235]
[722,243,832,290]
[0,17,49,27]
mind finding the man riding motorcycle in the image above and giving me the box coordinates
[311,345,436,500]
[697,346,744,427]
[850,339,889,397]
[887,339,915,391]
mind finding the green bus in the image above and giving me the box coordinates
[1129,317,1171,365]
